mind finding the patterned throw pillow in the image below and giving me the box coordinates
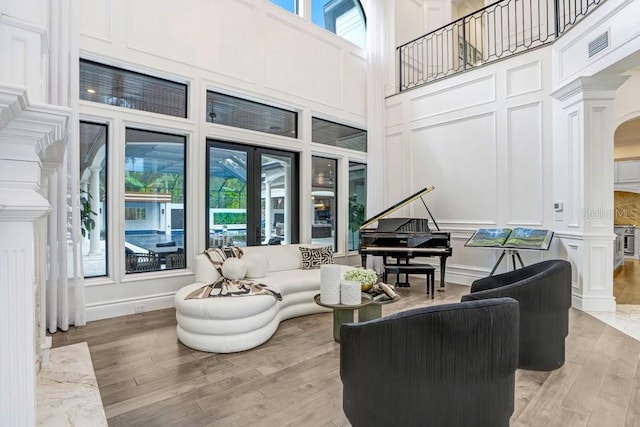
[299,246,334,270]
[203,246,243,274]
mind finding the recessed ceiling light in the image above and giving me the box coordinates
[86,88,96,94]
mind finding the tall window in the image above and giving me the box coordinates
[268,0,297,13]
[207,141,299,247]
[312,156,337,250]
[80,121,108,277]
[348,162,366,251]
[311,0,366,48]
[124,129,186,273]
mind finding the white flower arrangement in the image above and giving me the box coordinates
[343,267,378,285]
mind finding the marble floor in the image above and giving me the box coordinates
[36,342,107,426]
[587,304,640,342]
[588,258,640,342]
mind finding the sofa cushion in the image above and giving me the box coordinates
[243,251,269,279]
[242,244,303,272]
[221,257,247,280]
[299,246,334,269]
[258,269,323,294]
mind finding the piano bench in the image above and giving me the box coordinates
[383,264,435,298]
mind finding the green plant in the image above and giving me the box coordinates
[343,267,377,285]
[348,195,365,231]
[80,191,96,238]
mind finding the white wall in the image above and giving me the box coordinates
[78,0,370,320]
[385,47,554,284]
[396,0,426,46]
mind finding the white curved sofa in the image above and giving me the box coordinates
[174,244,353,353]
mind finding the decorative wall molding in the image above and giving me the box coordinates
[506,60,542,98]
[506,101,543,225]
[410,74,496,121]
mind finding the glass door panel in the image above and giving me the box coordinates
[312,156,337,250]
[261,153,293,245]
[207,145,248,247]
[207,141,298,247]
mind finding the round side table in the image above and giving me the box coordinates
[314,293,373,342]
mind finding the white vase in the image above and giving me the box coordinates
[341,280,361,306]
[320,264,342,304]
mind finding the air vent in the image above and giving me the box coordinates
[588,32,609,58]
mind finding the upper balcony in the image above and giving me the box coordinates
[397,0,605,92]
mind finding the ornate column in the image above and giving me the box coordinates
[0,85,70,427]
[551,75,628,312]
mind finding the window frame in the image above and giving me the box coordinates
[123,127,188,274]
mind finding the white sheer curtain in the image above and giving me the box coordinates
[46,0,85,333]
[363,0,392,273]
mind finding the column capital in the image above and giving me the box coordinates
[551,75,630,102]
[0,84,71,164]
[0,188,51,222]
[0,84,71,222]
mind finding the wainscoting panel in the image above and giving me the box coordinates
[588,244,608,292]
[568,110,581,228]
[384,132,406,215]
[79,0,111,42]
[386,101,403,128]
[0,16,46,103]
[506,102,543,225]
[410,113,497,224]
[506,61,542,98]
[410,74,495,120]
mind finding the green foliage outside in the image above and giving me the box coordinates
[213,212,247,225]
[209,177,247,208]
[125,171,184,202]
[80,191,96,238]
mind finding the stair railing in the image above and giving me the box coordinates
[398,0,605,92]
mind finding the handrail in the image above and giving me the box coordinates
[397,0,605,92]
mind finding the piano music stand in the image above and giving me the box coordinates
[489,249,525,276]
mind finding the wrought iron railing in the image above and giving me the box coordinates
[398,0,605,91]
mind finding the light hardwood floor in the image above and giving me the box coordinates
[51,280,640,427]
[614,258,640,305]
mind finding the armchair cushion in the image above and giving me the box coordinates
[461,259,572,370]
[340,297,519,427]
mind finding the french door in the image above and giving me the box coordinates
[206,140,299,247]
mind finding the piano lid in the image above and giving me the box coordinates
[359,186,435,230]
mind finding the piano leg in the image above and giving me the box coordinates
[438,255,447,291]
[360,254,367,268]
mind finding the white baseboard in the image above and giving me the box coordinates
[571,294,616,313]
[85,293,176,322]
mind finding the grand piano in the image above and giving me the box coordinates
[359,186,452,290]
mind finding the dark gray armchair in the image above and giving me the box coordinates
[461,259,572,371]
[340,298,519,427]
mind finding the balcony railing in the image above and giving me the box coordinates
[398,0,605,91]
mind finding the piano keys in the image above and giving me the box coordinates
[358,187,452,289]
